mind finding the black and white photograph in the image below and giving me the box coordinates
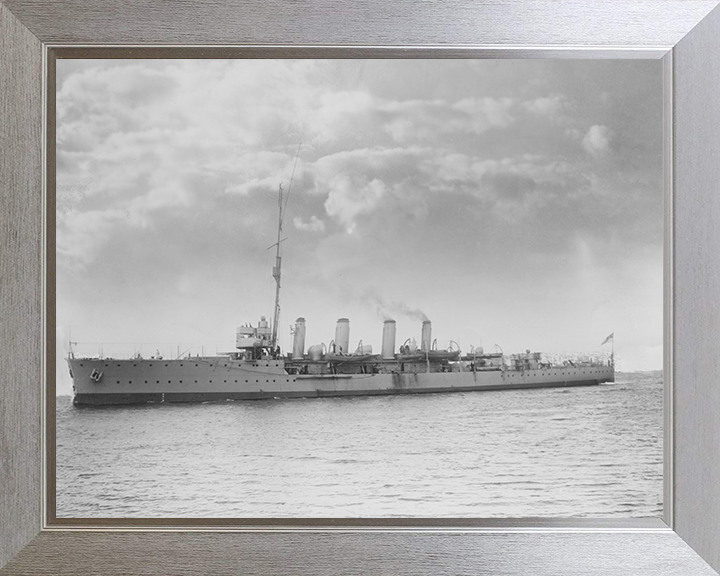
[55,58,663,518]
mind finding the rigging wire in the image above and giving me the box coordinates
[281,142,302,228]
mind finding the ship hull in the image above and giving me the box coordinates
[68,357,614,406]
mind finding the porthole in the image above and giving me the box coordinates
[156,380,159,383]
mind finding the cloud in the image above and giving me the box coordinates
[57,61,634,266]
[293,215,325,232]
[313,90,376,143]
[382,97,516,143]
[564,128,583,140]
[324,176,387,233]
[57,208,128,268]
[306,143,609,233]
[523,95,566,116]
[582,125,612,156]
[452,97,516,130]
[481,171,536,199]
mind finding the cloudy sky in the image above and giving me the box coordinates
[55,59,663,394]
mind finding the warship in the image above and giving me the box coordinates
[68,185,614,406]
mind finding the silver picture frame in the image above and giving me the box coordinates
[2,1,720,574]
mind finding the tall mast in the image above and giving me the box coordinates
[271,183,283,349]
[270,144,301,351]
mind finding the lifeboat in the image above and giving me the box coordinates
[426,350,460,361]
[326,353,375,363]
[395,353,424,362]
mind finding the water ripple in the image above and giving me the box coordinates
[56,371,663,518]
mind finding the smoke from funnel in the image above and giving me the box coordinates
[362,289,428,323]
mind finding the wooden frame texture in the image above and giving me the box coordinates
[2,1,720,574]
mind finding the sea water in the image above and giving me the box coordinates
[56,371,662,518]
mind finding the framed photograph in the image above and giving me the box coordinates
[2,1,720,575]
[52,55,658,524]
